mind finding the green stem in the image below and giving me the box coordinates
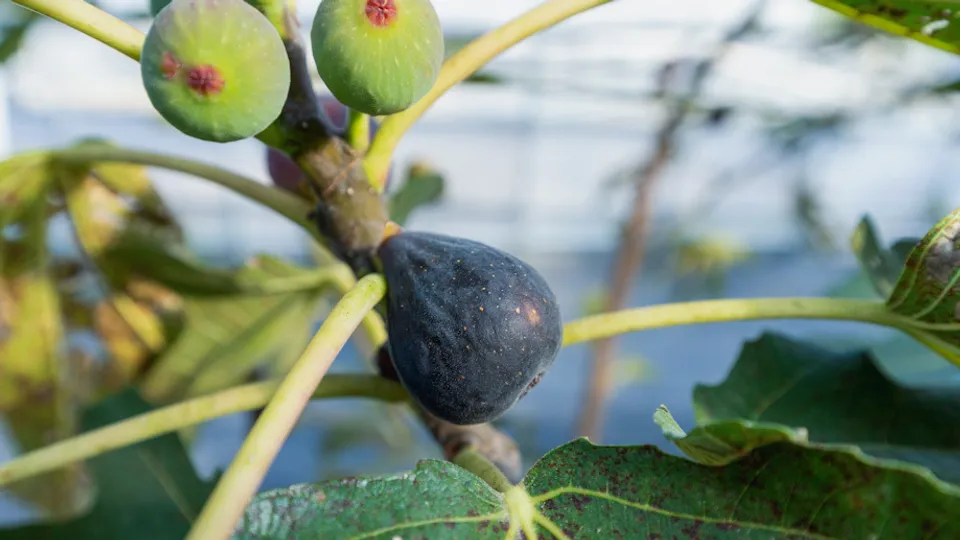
[0,374,406,489]
[562,297,909,346]
[453,447,514,493]
[365,0,614,189]
[52,146,317,240]
[346,109,371,154]
[12,0,144,61]
[186,274,388,540]
[329,267,389,351]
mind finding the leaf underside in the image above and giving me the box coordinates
[694,332,960,484]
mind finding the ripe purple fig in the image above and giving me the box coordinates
[378,231,564,425]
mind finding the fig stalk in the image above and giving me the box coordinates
[12,0,144,61]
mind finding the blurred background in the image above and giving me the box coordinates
[3,0,960,527]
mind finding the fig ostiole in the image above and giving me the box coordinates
[141,0,291,143]
[310,0,445,116]
[378,231,564,425]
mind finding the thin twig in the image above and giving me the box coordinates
[52,146,317,239]
[575,2,767,442]
[186,274,387,540]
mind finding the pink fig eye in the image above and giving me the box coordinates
[365,0,397,27]
[186,65,225,96]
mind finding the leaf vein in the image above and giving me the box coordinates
[532,487,836,539]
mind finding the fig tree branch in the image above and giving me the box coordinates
[365,0,616,189]
[269,7,389,276]
[0,374,408,490]
[576,1,765,442]
[12,0,144,61]
[186,273,387,540]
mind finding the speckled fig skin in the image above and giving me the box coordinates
[310,0,444,116]
[378,231,564,425]
[141,0,291,143]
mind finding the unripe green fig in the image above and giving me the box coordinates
[310,0,444,116]
[141,0,291,143]
[150,0,281,22]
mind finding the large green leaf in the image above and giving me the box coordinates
[0,388,215,540]
[694,332,960,483]
[135,254,330,404]
[235,461,506,539]
[236,422,960,539]
[811,0,960,55]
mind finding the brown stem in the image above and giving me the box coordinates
[418,411,523,483]
[269,6,521,475]
[575,2,767,442]
[375,342,522,482]
[265,10,388,276]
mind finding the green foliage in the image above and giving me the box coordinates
[885,206,960,361]
[236,421,960,538]
[387,162,445,226]
[9,0,960,538]
[110,237,336,404]
[235,460,504,539]
[0,142,178,516]
[0,389,215,540]
[695,332,960,483]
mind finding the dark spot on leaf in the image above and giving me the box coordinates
[681,520,704,537]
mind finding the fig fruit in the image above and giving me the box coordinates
[310,0,444,116]
[317,94,380,136]
[141,0,291,143]
[266,147,306,193]
[378,231,563,425]
[150,0,281,24]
